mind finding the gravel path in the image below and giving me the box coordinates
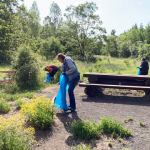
[33,85,150,150]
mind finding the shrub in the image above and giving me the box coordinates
[70,120,101,140]
[101,117,131,138]
[0,98,11,113]
[0,114,36,150]
[21,96,55,129]
[5,83,19,94]
[13,46,39,90]
[15,98,25,109]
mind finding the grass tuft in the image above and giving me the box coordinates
[0,98,11,113]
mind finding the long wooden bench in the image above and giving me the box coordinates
[79,73,150,98]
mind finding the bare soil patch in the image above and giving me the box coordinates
[33,86,150,150]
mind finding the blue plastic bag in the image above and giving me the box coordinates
[55,75,69,111]
[44,73,51,83]
[137,66,140,75]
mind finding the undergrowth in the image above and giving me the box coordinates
[71,117,131,140]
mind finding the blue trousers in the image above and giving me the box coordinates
[68,75,80,109]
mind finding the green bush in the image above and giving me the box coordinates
[15,99,25,109]
[21,96,55,130]
[5,83,19,94]
[13,46,39,90]
[101,117,131,138]
[0,114,36,150]
[71,120,101,140]
[0,98,11,113]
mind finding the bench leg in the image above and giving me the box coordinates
[144,90,150,100]
[84,86,103,97]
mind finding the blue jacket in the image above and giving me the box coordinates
[62,57,80,82]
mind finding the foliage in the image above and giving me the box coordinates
[124,117,133,123]
[0,98,11,113]
[13,46,39,89]
[63,2,106,61]
[40,37,63,60]
[0,114,36,150]
[0,91,34,101]
[5,83,20,94]
[139,121,146,127]
[15,98,25,109]
[74,143,91,150]
[71,120,101,140]
[100,117,131,138]
[21,96,55,129]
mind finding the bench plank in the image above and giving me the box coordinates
[83,73,150,80]
[79,83,150,90]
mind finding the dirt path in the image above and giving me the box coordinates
[33,85,150,150]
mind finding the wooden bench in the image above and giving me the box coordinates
[79,73,150,98]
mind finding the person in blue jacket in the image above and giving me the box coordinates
[57,53,80,111]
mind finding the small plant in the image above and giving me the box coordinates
[74,143,91,150]
[71,120,101,140]
[21,96,55,129]
[5,83,19,94]
[108,142,112,147]
[139,121,146,127]
[0,98,11,113]
[15,98,25,109]
[121,148,131,150]
[124,117,133,123]
[101,117,131,138]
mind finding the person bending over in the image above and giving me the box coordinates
[44,65,59,80]
[57,53,80,111]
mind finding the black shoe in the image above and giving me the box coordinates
[69,107,76,112]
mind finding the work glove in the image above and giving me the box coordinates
[136,66,140,69]
[62,72,66,75]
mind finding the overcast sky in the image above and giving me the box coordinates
[22,0,150,35]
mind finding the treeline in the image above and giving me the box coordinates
[1,0,150,65]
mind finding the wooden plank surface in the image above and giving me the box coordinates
[79,83,150,90]
[83,73,150,80]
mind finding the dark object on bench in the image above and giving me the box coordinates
[79,73,150,98]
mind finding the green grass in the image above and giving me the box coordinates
[0,91,34,101]
[70,117,131,140]
[124,117,133,123]
[15,99,25,109]
[0,98,11,113]
[100,117,131,138]
[71,120,101,140]
[74,143,91,150]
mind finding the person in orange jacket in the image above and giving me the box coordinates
[43,65,59,81]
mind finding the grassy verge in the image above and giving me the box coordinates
[71,117,131,140]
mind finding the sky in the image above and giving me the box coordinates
[22,0,150,35]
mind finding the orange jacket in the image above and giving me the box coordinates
[45,65,58,73]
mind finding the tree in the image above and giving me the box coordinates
[49,2,62,34]
[0,0,23,64]
[145,25,150,44]
[64,2,106,61]
[40,37,63,60]
[111,29,116,36]
[29,1,41,38]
